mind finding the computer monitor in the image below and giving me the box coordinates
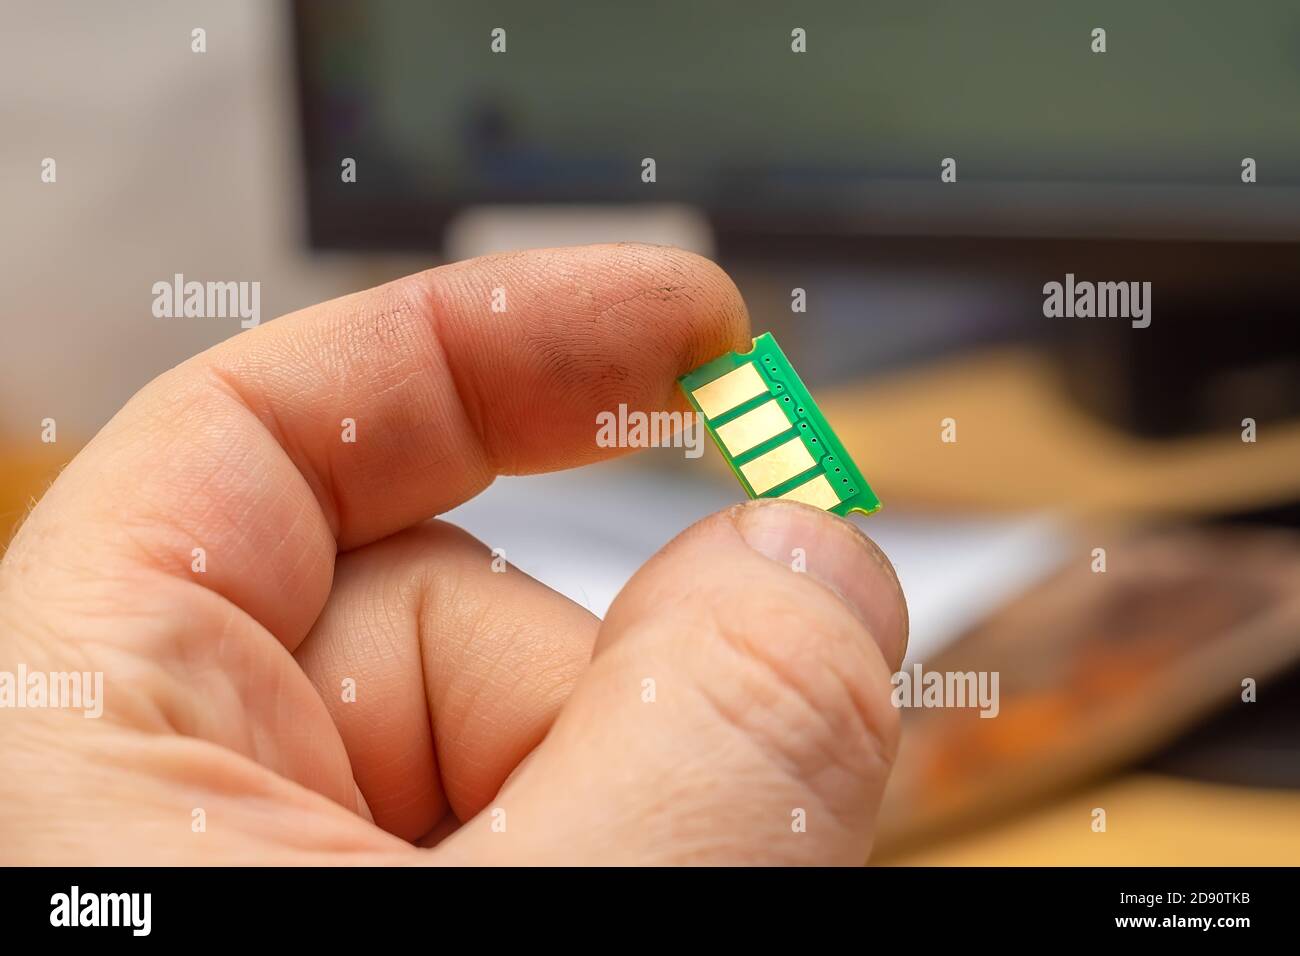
[293,0,1300,250]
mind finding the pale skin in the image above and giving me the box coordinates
[0,244,907,864]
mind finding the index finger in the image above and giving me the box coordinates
[8,243,750,645]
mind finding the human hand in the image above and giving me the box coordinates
[0,244,907,865]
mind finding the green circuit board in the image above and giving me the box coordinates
[679,333,881,517]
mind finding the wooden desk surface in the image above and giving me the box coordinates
[820,348,1300,519]
[877,773,1300,866]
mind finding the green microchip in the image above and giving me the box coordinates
[678,332,881,517]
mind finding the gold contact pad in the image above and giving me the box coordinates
[689,362,769,420]
[714,399,792,456]
[779,474,842,510]
[739,436,817,495]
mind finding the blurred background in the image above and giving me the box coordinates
[2,0,1298,863]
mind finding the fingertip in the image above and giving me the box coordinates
[732,500,909,671]
[482,497,905,864]
[415,242,753,473]
[623,243,753,365]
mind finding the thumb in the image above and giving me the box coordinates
[442,499,908,865]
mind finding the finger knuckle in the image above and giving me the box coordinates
[697,600,899,795]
